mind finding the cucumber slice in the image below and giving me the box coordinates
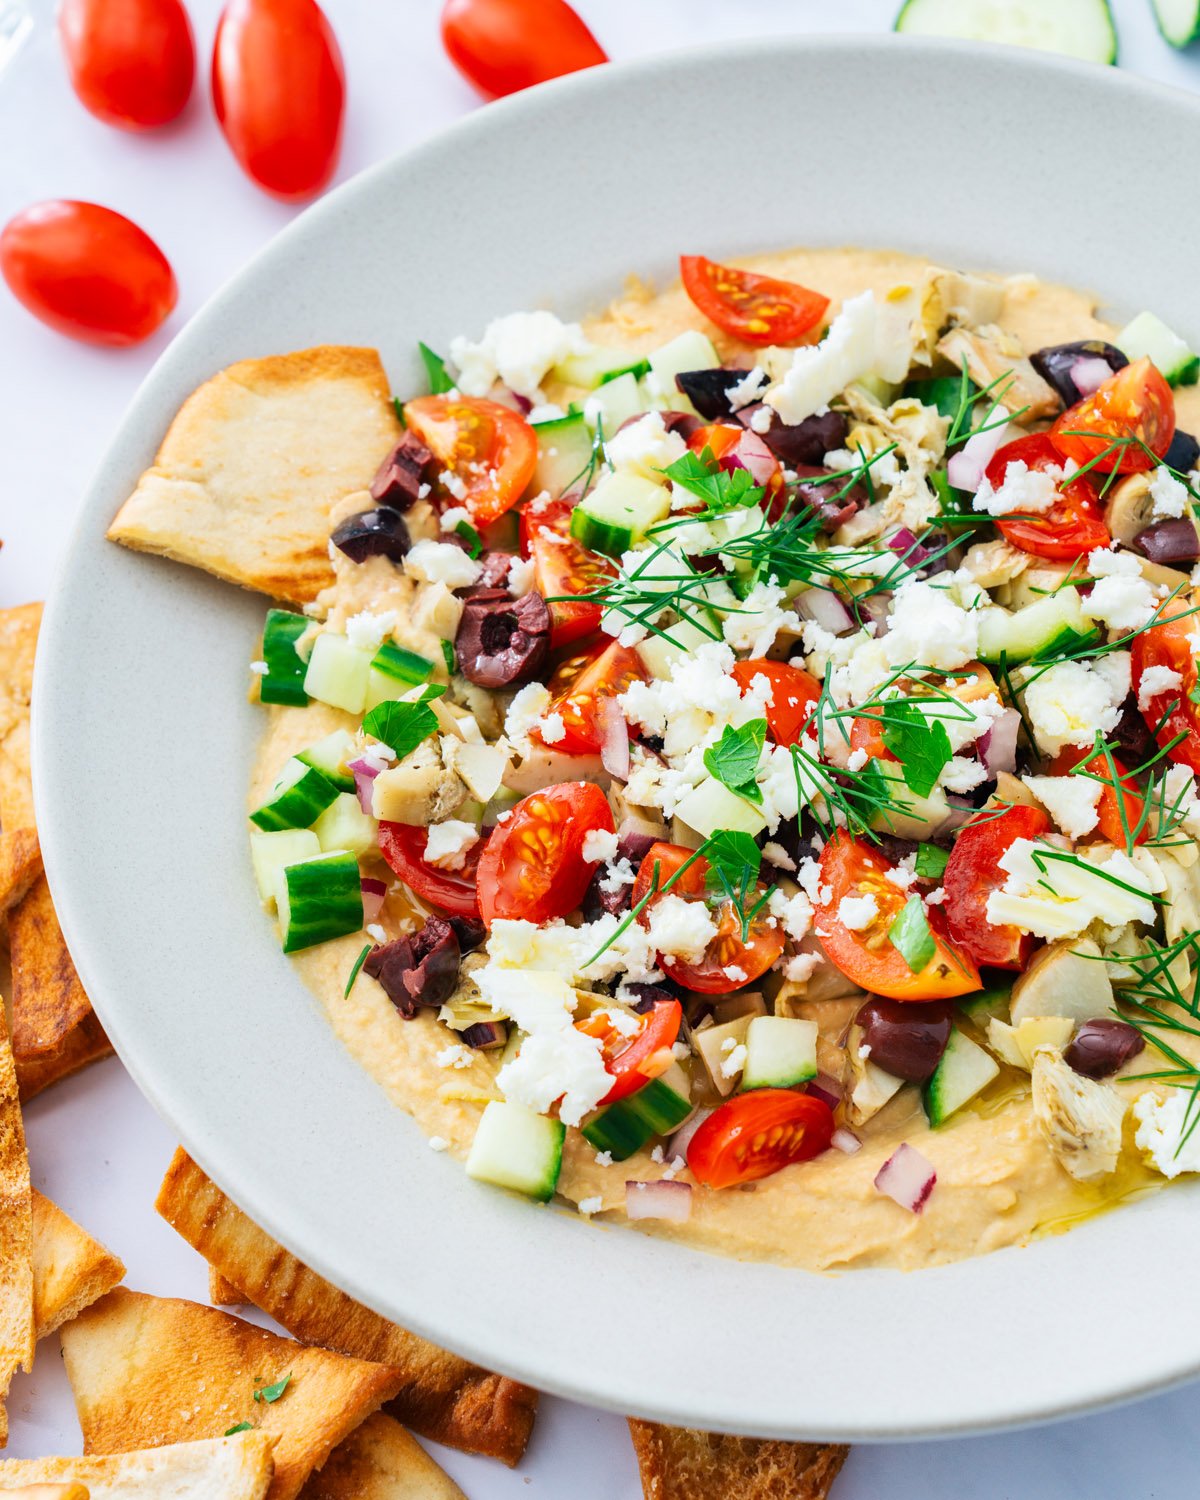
[673,776,768,840]
[250,758,340,832]
[1116,309,1200,387]
[466,1100,565,1201]
[296,729,358,793]
[569,471,672,557]
[311,791,378,856]
[635,615,720,680]
[581,371,645,436]
[975,589,1099,666]
[647,330,720,395]
[554,344,649,389]
[532,412,596,497]
[366,640,435,711]
[581,1070,693,1161]
[303,632,374,715]
[249,829,321,906]
[1153,0,1200,47]
[923,1028,1000,1126]
[259,609,311,707]
[740,1016,819,1091]
[894,0,1117,63]
[958,986,1012,1030]
[274,851,364,953]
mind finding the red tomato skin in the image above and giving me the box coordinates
[942,805,1050,970]
[212,0,345,201]
[680,255,829,346]
[730,659,820,747]
[440,0,606,99]
[687,1090,834,1189]
[1132,609,1200,777]
[405,395,538,527]
[0,201,177,346]
[1050,358,1175,474]
[477,781,613,926]
[520,498,612,649]
[580,999,682,1106]
[986,433,1110,561]
[1051,746,1146,847]
[59,0,195,128]
[378,822,481,918]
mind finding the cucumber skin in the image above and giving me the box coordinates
[581,1076,693,1161]
[893,0,1117,65]
[278,852,364,953]
[260,609,310,707]
[466,1102,565,1202]
[1153,0,1200,48]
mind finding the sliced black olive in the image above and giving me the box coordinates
[459,1020,507,1049]
[755,409,848,468]
[370,431,436,511]
[792,464,867,532]
[1110,694,1156,766]
[624,981,681,1014]
[1030,340,1128,408]
[1164,429,1200,473]
[856,997,954,1084]
[675,368,752,421]
[1064,1019,1144,1080]
[364,917,460,1019]
[1133,517,1200,566]
[455,590,551,688]
[330,506,411,564]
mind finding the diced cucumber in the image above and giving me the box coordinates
[1116,310,1199,387]
[903,375,977,422]
[466,1100,565,1201]
[311,791,378,856]
[958,986,1011,1029]
[647,330,720,395]
[296,729,358,793]
[923,1027,1000,1126]
[975,590,1099,666]
[1153,0,1200,47]
[554,343,649,389]
[249,829,321,906]
[259,609,310,707]
[250,757,340,831]
[569,471,672,557]
[740,1016,818,1091]
[581,371,645,437]
[581,1070,693,1161]
[693,1016,754,1097]
[635,615,720,680]
[366,640,435,711]
[532,411,596,497]
[893,0,1117,65]
[274,851,364,953]
[673,777,768,840]
[303,632,374,714]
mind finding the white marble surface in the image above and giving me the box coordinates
[2,1,1198,1494]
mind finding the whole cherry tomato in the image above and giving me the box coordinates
[441,0,607,99]
[59,0,195,129]
[0,201,177,346]
[212,0,345,201]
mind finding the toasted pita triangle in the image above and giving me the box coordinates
[60,1289,404,1500]
[0,1483,90,1498]
[0,830,41,919]
[0,1012,32,1446]
[0,1432,274,1498]
[107,347,400,606]
[297,1412,465,1500]
[31,1190,124,1345]
[8,877,92,1058]
[208,1267,243,1306]
[15,1011,112,1105]
[0,604,40,832]
[156,1151,536,1466]
[627,1421,849,1500]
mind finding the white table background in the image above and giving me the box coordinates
[2,1,1199,1494]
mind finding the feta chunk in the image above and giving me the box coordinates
[765,291,914,425]
[1023,658,1126,756]
[971,459,1061,518]
[1021,774,1103,840]
[884,578,979,671]
[605,411,687,482]
[424,818,481,870]
[1082,547,1161,634]
[404,539,483,589]
[449,310,589,400]
[1134,1088,1200,1178]
[836,893,878,931]
[986,839,1157,939]
[1148,464,1189,519]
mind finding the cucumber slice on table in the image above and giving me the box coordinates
[466,1100,565,1201]
[741,1016,818,1091]
[1116,310,1199,387]
[923,1028,1000,1126]
[297,729,358,792]
[259,609,310,707]
[581,1070,693,1161]
[570,470,672,556]
[250,758,340,832]
[975,590,1099,666]
[894,0,1117,64]
[274,851,364,953]
[1153,0,1200,47]
[532,411,596,497]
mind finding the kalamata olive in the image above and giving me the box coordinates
[1111,694,1156,765]
[1164,429,1200,473]
[624,981,680,1013]
[473,550,518,591]
[330,505,411,564]
[455,589,550,688]
[364,917,460,1019]
[617,830,658,868]
[445,913,487,953]
[753,409,848,468]
[674,368,752,421]
[1030,340,1128,407]
[660,409,705,441]
[1133,517,1200,566]
[793,464,867,532]
[1064,1018,1145,1080]
[856,997,954,1083]
[370,430,435,510]
[459,1020,506,1049]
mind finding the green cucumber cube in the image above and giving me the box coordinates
[741,1016,819,1091]
[466,1101,565,1201]
[303,632,374,714]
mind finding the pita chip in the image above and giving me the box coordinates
[8,878,93,1057]
[627,1421,849,1500]
[209,1267,243,1306]
[298,1412,465,1500]
[14,1012,112,1105]
[107,347,401,606]
[0,830,40,919]
[0,1014,32,1446]
[31,1190,124,1343]
[156,1151,536,1466]
[0,604,39,832]
[0,1432,274,1498]
[60,1288,404,1500]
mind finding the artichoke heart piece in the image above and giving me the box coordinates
[1032,1047,1127,1182]
[937,324,1060,420]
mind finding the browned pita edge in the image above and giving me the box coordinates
[60,1288,406,1500]
[15,1012,112,1106]
[627,1421,849,1500]
[8,878,92,1058]
[0,1432,275,1498]
[0,1011,33,1447]
[31,1190,124,1345]
[0,831,40,920]
[155,1149,537,1467]
[0,604,41,834]
[209,1266,244,1306]
[296,1411,466,1500]
[107,347,401,607]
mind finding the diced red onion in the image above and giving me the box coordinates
[886,528,930,565]
[625,1179,693,1222]
[946,420,1013,493]
[831,1127,862,1155]
[361,877,387,923]
[598,698,631,780]
[349,757,380,814]
[933,804,975,838]
[796,586,853,635]
[1070,356,1114,397]
[668,1106,713,1162]
[874,1142,937,1213]
[730,429,780,487]
[806,1072,843,1112]
[978,707,1020,777]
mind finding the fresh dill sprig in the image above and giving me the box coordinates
[1063,730,1193,855]
[944,366,1029,449]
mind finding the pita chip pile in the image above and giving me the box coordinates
[0,1433,275,1498]
[627,1420,849,1500]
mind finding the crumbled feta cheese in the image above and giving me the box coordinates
[885,860,917,890]
[598,857,636,896]
[923,885,945,907]
[424,819,481,870]
[1021,775,1103,840]
[782,951,822,982]
[578,1196,603,1215]
[765,291,913,425]
[846,747,869,772]
[538,712,566,744]
[884,578,978,671]
[938,756,988,794]
[497,1026,611,1128]
[1148,465,1189,519]
[606,411,686,482]
[723,964,748,982]
[1023,657,1127,756]
[761,841,796,872]
[651,1144,666,1163]
[594,1150,614,1167]
[726,365,769,411]
[249,660,268,675]
[528,402,565,423]
[646,894,719,963]
[404,539,483,589]
[720,1043,748,1079]
[439,505,471,532]
[721,580,800,658]
[795,856,827,904]
[344,609,397,653]
[986,838,1156,938]
[428,1136,449,1152]
[767,888,814,943]
[582,828,620,864]
[1137,663,1184,711]
[435,1043,474,1070]
[1082,547,1161,633]
[449,310,589,400]
[365,922,387,944]
[507,556,535,595]
[837,893,878,931]
[1134,1089,1200,1178]
[971,459,1061,518]
[438,468,468,501]
[504,682,553,753]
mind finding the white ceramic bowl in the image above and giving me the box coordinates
[35,36,1200,1440]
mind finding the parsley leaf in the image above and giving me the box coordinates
[880,702,952,799]
[454,519,482,558]
[704,720,766,805]
[888,895,936,974]
[914,844,949,879]
[703,829,762,894]
[441,640,457,676]
[225,1421,254,1435]
[663,448,764,514]
[418,341,455,395]
[361,700,439,760]
[254,1374,291,1405]
[344,942,372,999]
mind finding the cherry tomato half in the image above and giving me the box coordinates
[942,805,1050,970]
[576,999,682,1106]
[520,497,613,649]
[1051,745,1146,847]
[0,201,177,346]
[686,421,786,506]
[477,781,613,926]
[1132,604,1200,778]
[687,1090,834,1189]
[731,659,820,748]
[1050,357,1175,475]
[378,821,481,918]
[632,842,785,995]
[986,433,1110,561]
[212,0,345,201]
[59,0,194,129]
[440,0,607,99]
[535,638,647,755]
[680,255,829,346]
[815,832,981,1000]
[404,394,537,527]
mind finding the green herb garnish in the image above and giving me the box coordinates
[361,700,439,760]
[418,341,455,395]
[703,720,766,805]
[915,844,950,879]
[662,447,764,514]
[880,701,952,799]
[887,895,936,973]
[454,519,482,558]
[344,942,372,998]
[254,1374,291,1405]
[441,640,457,676]
[225,1421,254,1435]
